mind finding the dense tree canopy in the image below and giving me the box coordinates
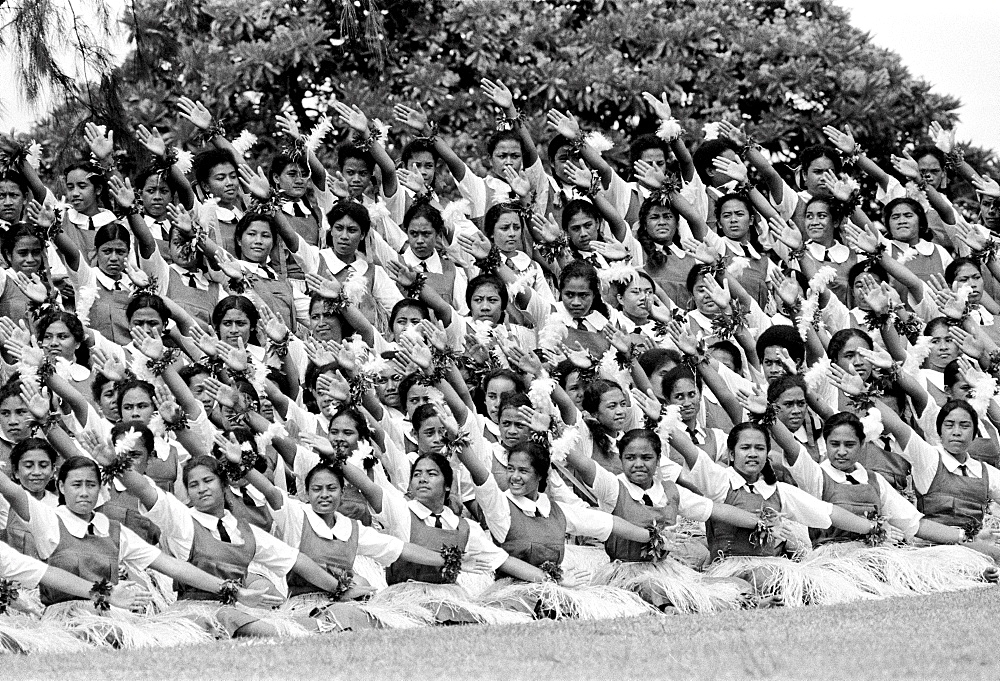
[7,0,995,193]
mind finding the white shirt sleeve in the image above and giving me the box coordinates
[559,502,614,541]
[119,525,162,570]
[776,482,834,529]
[464,523,510,572]
[24,495,62,560]
[456,171,488,219]
[371,265,404,316]
[688,451,734,504]
[473,474,512,543]
[370,483,412,542]
[355,524,405,566]
[899,435,942,494]
[0,542,49,588]
[875,473,923,537]
[775,179,801,220]
[985,463,1000,502]
[247,525,300,579]
[145,486,196,560]
[590,466,621,513]
[676,486,714,523]
[787,445,824,498]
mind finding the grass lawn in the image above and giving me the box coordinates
[10,586,1000,680]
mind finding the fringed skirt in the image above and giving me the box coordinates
[479,577,654,621]
[370,581,532,626]
[43,599,214,648]
[592,559,751,614]
[0,610,91,654]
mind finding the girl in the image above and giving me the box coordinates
[60,162,118,256]
[1,437,57,559]
[0,223,50,323]
[662,367,728,463]
[637,198,696,310]
[800,196,857,306]
[557,260,611,356]
[483,202,553,308]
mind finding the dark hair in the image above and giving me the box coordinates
[212,295,260,346]
[116,378,155,417]
[304,462,345,490]
[337,144,375,172]
[126,293,169,324]
[726,423,776,484]
[756,325,805,366]
[326,200,372,242]
[582,379,626,461]
[924,316,953,339]
[179,363,211,385]
[766,374,806,403]
[848,261,887,290]
[94,222,132,252]
[233,212,277,261]
[111,421,155,457]
[401,139,439,167]
[936,399,979,436]
[561,199,601,236]
[944,257,981,286]
[611,270,655,299]
[638,348,682,377]
[403,202,444,235]
[483,202,524,239]
[134,166,175,200]
[410,452,453,500]
[193,149,237,188]
[883,197,929,236]
[546,135,572,163]
[944,359,963,390]
[411,402,440,434]
[827,328,873,362]
[64,162,110,209]
[485,369,526,398]
[10,437,57,471]
[693,139,736,184]
[486,130,521,157]
[618,428,661,460]
[800,145,842,179]
[57,455,101,485]
[269,153,309,183]
[466,274,508,319]
[554,359,583,389]
[1,223,43,263]
[497,392,532,423]
[661,366,702,399]
[713,193,755,229]
[637,198,680,267]
[389,298,429,329]
[328,406,372,442]
[686,263,719,294]
[507,442,550,493]
[36,311,90,366]
[708,340,743,374]
[0,170,30,197]
[397,373,424,409]
[91,372,116,405]
[183,454,228,488]
[629,133,672,168]
[822,411,865,443]
[558,259,609,317]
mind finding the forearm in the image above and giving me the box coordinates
[169,165,196,210]
[924,186,955,225]
[709,503,762,530]
[292,553,341,594]
[497,556,547,582]
[342,462,384,513]
[829,506,875,535]
[370,142,398,198]
[610,515,652,543]
[119,469,160,509]
[398,543,445,567]
[746,148,785,203]
[914,518,964,545]
[593,193,628,242]
[46,374,89,424]
[128,213,158,259]
[244,469,283,511]
[152,553,225,594]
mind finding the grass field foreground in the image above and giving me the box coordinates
[9,587,1000,680]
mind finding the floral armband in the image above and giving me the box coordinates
[0,579,19,614]
[354,121,385,153]
[864,511,891,547]
[163,412,190,433]
[415,121,439,146]
[118,203,141,218]
[862,309,892,332]
[987,350,1000,376]
[227,271,255,296]
[348,372,374,407]
[748,402,778,428]
[439,545,464,584]
[749,506,783,548]
[841,145,865,167]
[640,520,674,562]
[969,239,1000,266]
[495,108,527,132]
[738,134,762,161]
[90,579,113,613]
[537,235,569,264]
[859,241,887,273]
[529,429,550,446]
[402,272,427,299]
[786,244,806,262]
[217,579,240,605]
[566,136,585,160]
[710,300,748,340]
[475,244,503,274]
[220,441,261,482]
[441,429,471,459]
[132,275,159,298]
[431,346,458,371]
[247,191,284,217]
[518,191,538,221]
[328,566,354,601]
[892,312,922,344]
[196,120,226,146]
[268,333,290,359]
[846,385,881,412]
[225,394,252,423]
[144,346,177,377]
[100,451,137,485]
[540,560,563,583]
[944,148,965,171]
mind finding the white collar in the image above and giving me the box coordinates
[484,175,514,200]
[940,449,983,478]
[718,236,760,260]
[320,250,369,277]
[281,199,312,217]
[402,248,443,273]
[505,489,551,518]
[191,507,240,535]
[891,239,935,257]
[819,459,869,484]
[508,251,533,270]
[617,473,665,506]
[805,241,850,264]
[483,418,500,438]
[94,268,128,292]
[705,180,739,200]
[67,208,117,229]
[170,263,211,288]
[557,303,608,332]
[213,204,241,223]
[303,506,352,541]
[409,498,459,530]
[55,507,110,538]
[54,357,91,382]
[238,260,277,279]
[726,467,776,499]
[970,306,995,327]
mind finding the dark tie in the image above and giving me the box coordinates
[880,436,892,451]
[87,523,95,536]
[740,243,753,259]
[113,280,122,291]
[293,202,308,218]
[575,318,586,331]
[845,473,861,485]
[505,257,515,270]
[746,483,756,495]
[241,487,256,507]
[958,464,969,477]
[88,216,95,231]
[687,427,700,445]
[419,261,429,272]
[641,494,654,507]
[187,272,198,287]
[821,249,831,262]
[430,513,444,529]
[217,518,232,543]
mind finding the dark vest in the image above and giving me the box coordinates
[644,253,694,310]
[177,516,256,601]
[811,470,881,545]
[385,510,470,585]
[863,441,911,493]
[225,488,274,533]
[287,514,358,596]
[706,485,784,560]
[498,497,567,568]
[165,267,222,330]
[915,457,990,530]
[98,489,162,546]
[39,516,121,606]
[88,283,132,346]
[604,480,679,562]
[145,443,179,494]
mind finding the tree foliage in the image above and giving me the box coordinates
[12,0,996,190]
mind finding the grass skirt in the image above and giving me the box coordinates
[165,600,314,639]
[593,559,751,614]
[479,577,654,621]
[280,591,431,630]
[44,600,214,648]
[0,611,91,654]
[370,581,532,626]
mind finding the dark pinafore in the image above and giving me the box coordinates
[425,258,458,308]
[498,498,567,568]
[811,470,881,545]
[177,517,256,601]
[39,517,121,606]
[644,253,694,311]
[287,514,358,596]
[99,488,162,546]
[385,511,470,585]
[863,441,911,494]
[2,511,39,559]
[88,283,132,345]
[605,480,679,562]
[165,268,223,329]
[145,443,179,494]
[916,458,990,530]
[277,210,320,282]
[706,486,784,560]
[226,488,274,533]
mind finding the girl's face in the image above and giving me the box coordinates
[836,337,873,380]
[916,154,945,189]
[130,307,164,340]
[939,407,976,457]
[96,239,129,278]
[168,229,198,268]
[484,377,516,423]
[952,264,984,305]
[416,415,447,455]
[826,424,862,472]
[374,366,402,409]
[0,180,26,223]
[718,199,751,241]
[852,273,883,311]
[327,414,361,453]
[804,201,835,244]
[407,151,437,189]
[506,450,541,499]
[406,217,438,260]
[188,373,215,413]
[927,325,959,370]
[404,385,433,419]
[470,283,503,325]
[309,300,342,342]
[490,140,523,176]
[774,386,807,433]
[692,276,720,315]
[409,457,447,509]
[948,377,973,401]
[618,278,653,319]
[8,236,43,274]
[0,396,31,442]
[888,203,920,244]
[219,309,252,345]
[329,215,364,259]
[98,382,119,422]
[730,429,769,481]
[307,469,343,517]
[803,156,836,195]
[643,205,678,245]
[65,170,98,213]
[186,465,226,514]
[648,361,675,401]
[141,174,173,219]
[341,158,372,199]
[58,467,101,516]
[595,388,628,432]
[16,449,54,496]
[390,305,427,342]
[205,163,238,206]
[566,211,599,252]
[274,163,309,199]
[491,212,522,254]
[498,406,529,450]
[560,276,595,319]
[668,378,701,425]
[639,148,667,177]
[620,440,658,489]
[120,387,154,426]
[564,371,584,409]
[42,321,80,361]
[240,221,274,264]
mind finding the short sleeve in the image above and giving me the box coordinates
[875,473,922,537]
[0,542,49,588]
[676,486,714,523]
[559,503,614,542]
[590,466,620,513]
[355,524,405,566]
[900,435,942,494]
[248,525,300,579]
[776,483,834,529]
[688,451,733,504]
[370,483,412,542]
[119,525,163,570]
[464,522,509,571]
[456,171,488,218]
[787,446,824,498]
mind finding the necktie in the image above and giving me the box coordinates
[293,202,308,218]
[687,426,701,445]
[113,280,122,291]
[87,523,95,536]
[575,318,587,331]
[187,271,198,288]
[505,256,516,271]
[740,243,753,259]
[88,216,95,231]
[419,261,429,272]
[880,436,892,451]
[746,483,756,495]
[845,473,861,485]
[641,494,654,507]
[241,487,256,507]
[821,249,831,262]
[430,513,444,529]
[217,518,232,543]
[958,464,969,477]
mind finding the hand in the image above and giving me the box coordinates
[890,152,921,182]
[829,363,865,396]
[561,343,593,370]
[84,122,114,161]
[237,164,271,200]
[501,165,532,198]
[530,213,563,244]
[166,203,194,235]
[559,567,593,589]
[767,216,803,251]
[630,387,662,421]
[124,261,151,288]
[821,125,857,155]
[703,276,733,311]
[135,125,167,157]
[736,387,768,416]
[301,432,336,458]
[188,325,219,358]
[928,121,955,154]
[857,348,894,370]
[545,109,580,140]
[274,112,302,140]
[109,582,154,612]
[19,381,50,421]
[305,272,343,299]
[590,240,629,261]
[107,175,135,209]
[327,171,349,200]
[632,160,666,189]
[333,101,370,136]
[516,405,551,433]
[396,168,428,195]
[214,249,245,280]
[236,584,285,609]
[385,260,419,288]
[680,237,720,265]
[260,308,290,345]
[418,319,448,352]
[972,176,1000,199]
[818,170,855,202]
[842,223,880,255]
[712,156,748,184]
[856,276,889,315]
[665,320,699,356]
[457,231,492,262]
[775,347,798,375]
[215,432,245,465]
[397,332,432,371]
[716,120,747,147]
[202,377,239,409]
[507,345,543,378]
[25,199,55,229]
[769,269,800,307]
[91,348,127,381]
[131,326,164,360]
[177,97,213,131]
[949,326,985,360]
[393,103,429,134]
[217,338,249,372]
[12,273,48,304]
[640,91,672,121]
[327,340,359,373]
[927,287,965,321]
[481,78,513,110]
